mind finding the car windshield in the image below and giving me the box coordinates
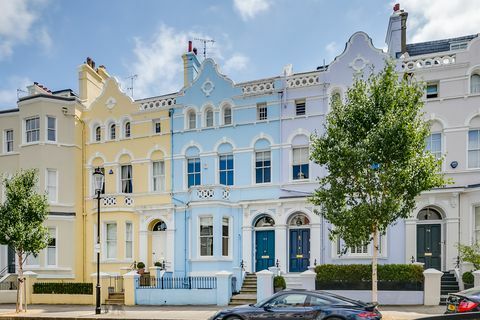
[458,287,480,296]
[253,296,272,308]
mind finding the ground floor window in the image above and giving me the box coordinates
[200,217,213,256]
[106,223,117,259]
[222,217,230,256]
[125,222,133,259]
[47,227,56,266]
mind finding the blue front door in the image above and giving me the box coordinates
[289,229,310,272]
[255,230,275,271]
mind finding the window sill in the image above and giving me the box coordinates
[288,179,312,184]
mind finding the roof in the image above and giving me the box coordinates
[406,34,478,56]
[0,108,19,114]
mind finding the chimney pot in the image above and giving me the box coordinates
[193,47,198,55]
[188,41,192,52]
[393,3,400,12]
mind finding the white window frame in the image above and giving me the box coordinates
[205,108,214,128]
[152,160,165,192]
[94,125,102,142]
[187,157,201,188]
[257,102,267,121]
[120,164,133,194]
[46,116,56,142]
[199,216,214,257]
[46,169,58,204]
[124,121,131,138]
[223,106,232,125]
[426,82,439,99]
[219,154,234,186]
[468,129,480,169]
[292,147,309,181]
[255,150,271,184]
[222,217,231,257]
[295,99,306,116]
[125,222,133,260]
[334,233,387,258]
[471,73,480,94]
[153,119,161,134]
[4,129,13,153]
[46,227,57,267]
[25,116,40,143]
[109,123,116,140]
[105,222,117,260]
[187,111,196,130]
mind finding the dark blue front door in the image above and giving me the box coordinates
[255,230,275,271]
[289,229,310,272]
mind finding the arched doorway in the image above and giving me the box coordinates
[151,220,167,265]
[288,213,310,272]
[254,215,275,272]
[416,207,443,270]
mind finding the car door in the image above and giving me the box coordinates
[303,295,333,319]
[256,293,307,320]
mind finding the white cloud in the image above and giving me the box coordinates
[127,25,250,99]
[325,41,339,61]
[233,0,271,21]
[399,0,480,42]
[0,0,50,60]
[0,76,32,108]
[223,54,249,74]
[37,26,52,53]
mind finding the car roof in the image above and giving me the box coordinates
[276,289,367,306]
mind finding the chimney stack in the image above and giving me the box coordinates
[182,41,201,87]
[385,3,408,57]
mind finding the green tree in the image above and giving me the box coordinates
[309,61,448,303]
[0,169,49,312]
[458,243,480,269]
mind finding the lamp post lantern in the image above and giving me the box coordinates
[93,167,104,314]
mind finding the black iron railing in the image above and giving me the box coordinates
[0,281,17,290]
[137,276,217,289]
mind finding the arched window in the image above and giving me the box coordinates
[124,122,131,138]
[152,220,167,231]
[109,123,116,140]
[205,109,214,127]
[188,111,196,129]
[289,214,310,226]
[331,91,341,106]
[254,215,275,227]
[224,106,232,125]
[95,126,101,142]
[417,207,442,220]
[471,74,480,94]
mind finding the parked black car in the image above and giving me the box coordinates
[446,287,480,313]
[210,289,381,320]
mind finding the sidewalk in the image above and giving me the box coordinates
[0,304,444,320]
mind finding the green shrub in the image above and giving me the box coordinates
[33,282,93,295]
[315,264,424,283]
[274,276,286,289]
[154,261,162,267]
[463,271,474,285]
[137,261,145,269]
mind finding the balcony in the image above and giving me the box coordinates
[189,185,231,202]
[100,195,135,208]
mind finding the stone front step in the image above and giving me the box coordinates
[229,293,257,306]
[105,299,124,305]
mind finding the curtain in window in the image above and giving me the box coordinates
[224,107,232,125]
[200,217,213,256]
[153,161,165,191]
[121,165,133,193]
[292,147,309,180]
[106,223,117,259]
[222,217,229,256]
[125,222,133,259]
[468,130,480,168]
[47,227,56,265]
[188,112,196,129]
[206,109,213,127]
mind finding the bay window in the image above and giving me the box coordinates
[200,217,213,256]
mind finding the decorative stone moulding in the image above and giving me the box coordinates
[287,73,320,88]
[242,81,275,95]
[125,197,134,206]
[201,78,215,97]
[140,97,176,111]
[191,185,231,201]
[103,196,117,206]
[402,55,456,71]
[105,97,117,109]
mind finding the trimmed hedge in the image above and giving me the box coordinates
[315,264,424,283]
[463,271,474,285]
[33,282,93,295]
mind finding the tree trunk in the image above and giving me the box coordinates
[16,251,24,313]
[372,228,378,304]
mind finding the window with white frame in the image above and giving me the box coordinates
[187,158,201,188]
[188,111,196,129]
[125,222,133,259]
[295,99,306,116]
[47,227,56,266]
[475,206,480,242]
[95,126,101,142]
[222,217,229,256]
[4,129,13,153]
[426,83,439,99]
[47,116,56,142]
[426,133,442,160]
[200,217,213,256]
[331,91,341,106]
[124,121,131,138]
[106,223,117,259]
[257,102,267,120]
[350,244,369,255]
[471,74,480,94]
[153,119,161,134]
[109,123,116,140]
[152,161,165,192]
[223,106,232,125]
[336,234,384,257]
[205,109,214,127]
[255,151,271,183]
[46,169,57,203]
[121,165,133,193]
[292,147,309,180]
[468,130,480,168]
[219,154,234,186]
[25,116,40,143]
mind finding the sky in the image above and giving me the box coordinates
[1,0,480,110]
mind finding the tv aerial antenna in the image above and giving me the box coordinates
[126,74,138,99]
[194,38,215,59]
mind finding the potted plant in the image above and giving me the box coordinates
[274,275,286,293]
[463,271,474,289]
[136,261,146,275]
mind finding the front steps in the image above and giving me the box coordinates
[229,273,257,306]
[284,274,302,289]
[105,292,125,306]
[440,271,459,305]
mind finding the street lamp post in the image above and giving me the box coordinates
[92,167,105,315]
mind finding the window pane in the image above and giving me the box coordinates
[206,110,213,127]
[47,227,56,266]
[224,107,232,125]
[126,222,133,259]
[106,223,117,259]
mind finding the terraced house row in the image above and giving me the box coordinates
[1,5,480,289]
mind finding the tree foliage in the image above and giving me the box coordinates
[458,243,480,270]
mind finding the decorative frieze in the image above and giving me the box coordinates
[241,81,275,95]
[140,96,176,111]
[401,54,456,72]
[287,73,320,88]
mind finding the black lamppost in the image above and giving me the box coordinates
[92,167,104,314]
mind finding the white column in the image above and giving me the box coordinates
[275,225,287,273]
[242,226,253,272]
[216,271,233,306]
[423,268,443,305]
[300,270,316,291]
[473,270,480,287]
[405,219,416,264]
[139,230,148,264]
[445,217,460,270]
[256,269,273,302]
[310,223,321,267]
[166,229,175,271]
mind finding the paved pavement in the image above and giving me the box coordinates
[0,304,445,319]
